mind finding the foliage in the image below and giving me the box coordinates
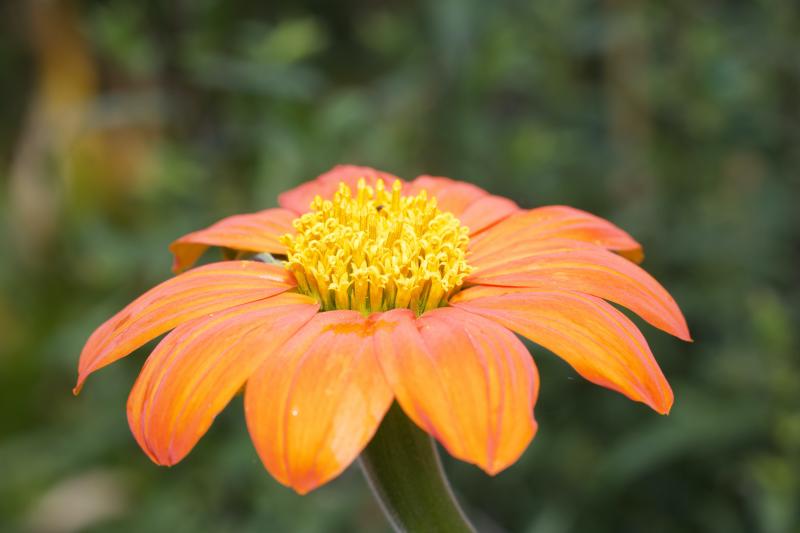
[1,0,798,531]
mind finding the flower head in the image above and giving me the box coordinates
[76,165,690,494]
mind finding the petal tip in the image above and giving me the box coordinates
[284,470,328,495]
[161,456,180,467]
[620,247,645,264]
[482,465,504,476]
[650,391,674,415]
[672,321,692,342]
[73,372,89,395]
[481,420,538,476]
[167,242,188,273]
[291,483,314,496]
[481,458,513,477]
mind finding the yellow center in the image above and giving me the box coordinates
[281,179,473,315]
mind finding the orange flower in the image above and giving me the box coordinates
[76,165,690,494]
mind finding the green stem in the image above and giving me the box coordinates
[359,403,476,533]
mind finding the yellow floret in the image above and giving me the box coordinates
[282,178,473,315]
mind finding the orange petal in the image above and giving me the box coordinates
[469,206,643,264]
[244,310,394,494]
[169,208,296,273]
[405,175,487,214]
[278,165,404,214]
[458,195,521,235]
[405,175,520,234]
[452,287,673,413]
[75,261,296,392]
[467,239,691,341]
[372,308,538,475]
[127,293,318,465]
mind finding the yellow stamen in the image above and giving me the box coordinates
[282,179,473,315]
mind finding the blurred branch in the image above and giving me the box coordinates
[604,0,654,202]
[9,0,97,262]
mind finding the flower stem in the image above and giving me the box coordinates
[359,403,476,533]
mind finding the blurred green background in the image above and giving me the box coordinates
[1,0,798,532]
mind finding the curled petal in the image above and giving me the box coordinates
[452,287,673,413]
[406,175,519,235]
[128,293,319,464]
[75,261,296,392]
[169,208,296,273]
[278,165,404,214]
[469,206,643,264]
[467,239,691,341]
[373,308,538,475]
[245,311,394,494]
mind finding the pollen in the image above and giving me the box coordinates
[282,179,473,315]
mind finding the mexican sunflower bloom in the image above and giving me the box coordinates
[75,165,690,495]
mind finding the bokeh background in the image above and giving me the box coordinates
[1,0,798,532]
